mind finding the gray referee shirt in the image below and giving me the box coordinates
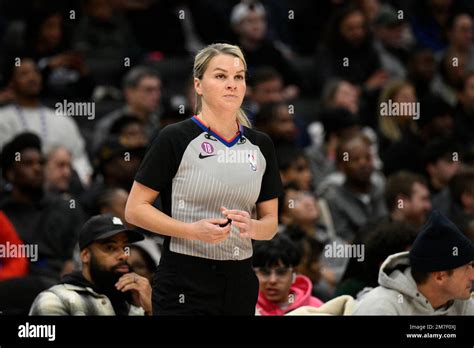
[135,116,283,260]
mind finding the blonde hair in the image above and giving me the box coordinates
[193,43,251,128]
[378,80,417,142]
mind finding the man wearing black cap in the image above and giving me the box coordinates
[354,211,474,315]
[29,214,151,315]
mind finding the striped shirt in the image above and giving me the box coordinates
[135,116,283,260]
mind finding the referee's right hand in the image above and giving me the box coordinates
[189,218,232,244]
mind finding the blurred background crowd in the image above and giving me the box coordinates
[1,0,474,315]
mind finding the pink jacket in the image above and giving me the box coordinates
[257,274,324,315]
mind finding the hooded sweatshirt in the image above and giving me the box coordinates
[353,252,474,315]
[257,274,324,316]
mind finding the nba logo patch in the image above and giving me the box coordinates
[248,153,257,171]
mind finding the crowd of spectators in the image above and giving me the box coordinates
[0,0,473,315]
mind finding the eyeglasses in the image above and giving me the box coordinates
[254,267,293,280]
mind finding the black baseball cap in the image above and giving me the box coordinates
[79,213,144,250]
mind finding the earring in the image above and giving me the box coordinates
[292,272,296,283]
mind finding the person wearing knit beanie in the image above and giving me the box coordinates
[409,210,474,309]
[353,210,473,315]
[410,210,474,273]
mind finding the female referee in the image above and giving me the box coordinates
[125,43,283,315]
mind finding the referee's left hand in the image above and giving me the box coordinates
[221,206,255,239]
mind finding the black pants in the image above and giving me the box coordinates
[152,249,259,315]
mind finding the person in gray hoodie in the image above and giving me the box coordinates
[353,210,474,315]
